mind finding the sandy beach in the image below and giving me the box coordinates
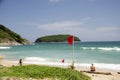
[0,60,120,80]
[76,66,120,80]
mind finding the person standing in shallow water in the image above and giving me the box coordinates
[90,64,95,72]
[61,59,64,63]
[19,59,23,66]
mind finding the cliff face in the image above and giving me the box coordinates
[35,34,81,43]
[0,24,30,45]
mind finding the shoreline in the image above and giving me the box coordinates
[0,60,120,80]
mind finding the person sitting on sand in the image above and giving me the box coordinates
[118,72,120,74]
[90,64,95,72]
[19,59,23,66]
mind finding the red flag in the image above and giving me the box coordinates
[68,36,74,45]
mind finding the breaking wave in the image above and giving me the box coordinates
[0,46,11,50]
[81,47,120,51]
[24,57,48,62]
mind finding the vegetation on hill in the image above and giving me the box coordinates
[0,24,30,45]
[0,65,91,80]
[35,34,81,43]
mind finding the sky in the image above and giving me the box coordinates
[0,0,120,42]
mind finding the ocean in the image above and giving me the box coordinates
[0,41,120,70]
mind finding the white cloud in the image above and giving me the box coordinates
[85,26,120,41]
[96,26,120,32]
[38,21,82,30]
[62,26,120,41]
[82,16,92,21]
[49,0,63,3]
[36,16,92,31]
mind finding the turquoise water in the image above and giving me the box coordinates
[0,41,120,70]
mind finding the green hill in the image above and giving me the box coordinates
[35,34,81,43]
[0,24,30,45]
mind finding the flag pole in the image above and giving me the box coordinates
[68,35,75,69]
[72,36,75,69]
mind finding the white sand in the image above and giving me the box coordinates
[76,66,120,80]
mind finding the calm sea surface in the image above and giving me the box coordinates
[0,41,120,70]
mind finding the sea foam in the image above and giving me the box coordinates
[0,46,11,50]
[98,47,120,51]
[24,57,48,62]
[82,47,120,51]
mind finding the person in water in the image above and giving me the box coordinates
[90,64,95,72]
[19,59,23,66]
[61,59,64,63]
